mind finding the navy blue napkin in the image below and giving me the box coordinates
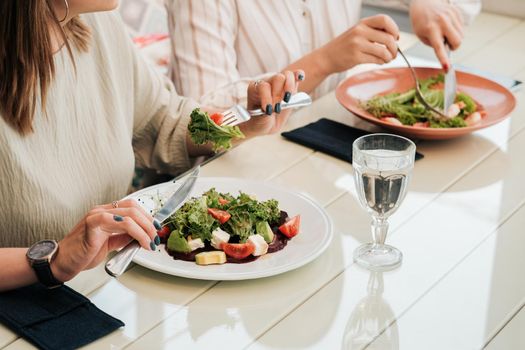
[281,118,423,163]
[0,283,124,350]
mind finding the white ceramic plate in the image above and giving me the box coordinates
[127,177,333,281]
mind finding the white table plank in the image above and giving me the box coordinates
[454,13,521,61]
[368,204,525,349]
[460,21,525,76]
[485,305,525,350]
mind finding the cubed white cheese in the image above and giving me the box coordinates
[211,228,230,249]
[187,237,204,251]
[247,234,268,256]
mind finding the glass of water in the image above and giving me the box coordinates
[352,133,416,270]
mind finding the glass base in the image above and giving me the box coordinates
[353,243,402,271]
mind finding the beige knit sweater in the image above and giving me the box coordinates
[0,12,197,247]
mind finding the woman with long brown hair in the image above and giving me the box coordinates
[0,0,302,291]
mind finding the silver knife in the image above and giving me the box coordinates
[443,43,456,115]
[105,165,200,277]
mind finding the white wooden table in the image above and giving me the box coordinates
[2,12,525,350]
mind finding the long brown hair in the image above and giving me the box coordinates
[0,1,91,135]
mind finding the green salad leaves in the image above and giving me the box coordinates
[164,188,281,246]
[188,108,245,151]
[362,74,478,128]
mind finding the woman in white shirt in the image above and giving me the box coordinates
[166,0,481,110]
[0,0,302,291]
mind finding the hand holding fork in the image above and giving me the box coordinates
[224,70,307,136]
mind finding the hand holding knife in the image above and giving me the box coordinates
[105,166,200,277]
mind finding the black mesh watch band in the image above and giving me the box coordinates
[32,260,63,289]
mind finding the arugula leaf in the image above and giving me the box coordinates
[227,192,280,223]
[167,196,218,242]
[202,188,235,209]
[188,108,245,151]
[225,211,254,242]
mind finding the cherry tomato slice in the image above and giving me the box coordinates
[278,215,301,238]
[157,226,171,239]
[221,242,255,259]
[207,208,231,224]
[210,113,224,125]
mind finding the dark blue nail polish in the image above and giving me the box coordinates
[113,215,123,222]
[283,91,291,103]
[265,104,273,115]
[153,220,162,230]
[150,241,157,251]
[154,235,160,245]
[275,102,281,114]
[298,73,305,81]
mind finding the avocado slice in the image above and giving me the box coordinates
[167,230,191,253]
[256,221,274,244]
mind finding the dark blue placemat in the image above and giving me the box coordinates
[0,283,124,350]
[282,118,423,163]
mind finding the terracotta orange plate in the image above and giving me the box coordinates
[336,67,516,140]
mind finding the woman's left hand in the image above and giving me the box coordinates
[240,70,304,138]
[410,0,464,71]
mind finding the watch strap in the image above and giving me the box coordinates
[32,260,63,289]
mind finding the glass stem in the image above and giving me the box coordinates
[371,217,389,247]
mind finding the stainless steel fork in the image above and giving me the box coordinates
[397,47,448,119]
[221,92,312,126]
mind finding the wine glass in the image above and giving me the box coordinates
[352,133,416,270]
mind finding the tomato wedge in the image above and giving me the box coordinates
[209,113,224,125]
[207,208,231,224]
[278,215,301,238]
[221,242,255,259]
[157,226,171,239]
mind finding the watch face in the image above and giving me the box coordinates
[27,240,57,260]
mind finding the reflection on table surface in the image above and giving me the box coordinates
[343,271,398,350]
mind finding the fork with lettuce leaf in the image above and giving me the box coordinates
[188,108,245,152]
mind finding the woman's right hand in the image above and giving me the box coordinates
[317,14,400,74]
[50,199,159,282]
